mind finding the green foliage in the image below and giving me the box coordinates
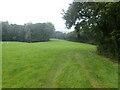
[2,22,55,42]
[52,30,95,44]
[66,31,95,44]
[96,2,120,60]
[2,39,118,88]
[66,31,78,42]
[52,31,66,40]
[62,2,120,60]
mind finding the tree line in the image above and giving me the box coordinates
[62,2,120,60]
[52,31,95,44]
[2,22,55,42]
[2,21,92,44]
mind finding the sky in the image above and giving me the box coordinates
[0,0,74,33]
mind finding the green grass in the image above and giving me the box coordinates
[2,39,118,88]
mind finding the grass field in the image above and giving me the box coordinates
[2,39,118,88]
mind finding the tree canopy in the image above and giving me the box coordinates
[62,2,120,60]
[2,22,55,42]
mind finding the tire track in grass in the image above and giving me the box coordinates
[46,52,100,88]
[74,53,101,88]
[44,59,70,88]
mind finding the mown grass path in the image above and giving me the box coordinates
[2,39,118,88]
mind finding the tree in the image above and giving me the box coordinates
[52,31,66,40]
[62,2,120,60]
[2,22,55,42]
[2,21,10,41]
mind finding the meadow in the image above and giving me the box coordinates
[2,39,118,88]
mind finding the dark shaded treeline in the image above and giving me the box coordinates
[2,21,94,44]
[62,2,120,60]
[2,22,55,42]
[52,31,95,44]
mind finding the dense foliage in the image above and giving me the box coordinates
[2,22,55,42]
[52,31,66,40]
[62,2,120,60]
[66,31,95,44]
[52,31,94,44]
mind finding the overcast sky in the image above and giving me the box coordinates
[0,0,74,33]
